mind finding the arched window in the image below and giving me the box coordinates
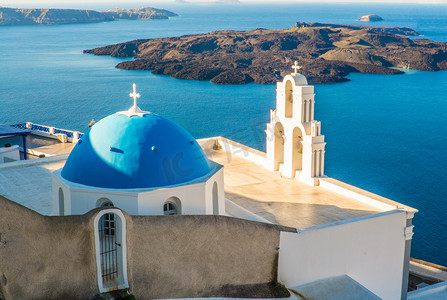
[97,199,115,235]
[163,197,181,215]
[102,201,114,207]
[58,187,64,216]
[97,198,114,208]
[163,202,177,215]
[213,182,219,214]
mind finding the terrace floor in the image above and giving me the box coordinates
[198,138,382,229]
[26,134,76,158]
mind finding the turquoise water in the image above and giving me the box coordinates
[1,3,447,264]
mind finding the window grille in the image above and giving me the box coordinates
[163,202,177,215]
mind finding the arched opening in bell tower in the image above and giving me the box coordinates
[285,80,293,118]
[274,122,285,171]
[292,127,303,176]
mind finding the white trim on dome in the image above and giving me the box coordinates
[55,162,221,193]
[117,105,150,117]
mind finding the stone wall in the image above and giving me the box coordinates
[0,196,293,299]
[0,196,98,300]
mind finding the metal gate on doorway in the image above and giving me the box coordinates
[94,209,129,293]
[99,212,119,286]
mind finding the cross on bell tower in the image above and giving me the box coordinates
[292,61,302,75]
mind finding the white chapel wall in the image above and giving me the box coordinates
[52,161,224,216]
[70,190,139,215]
[52,175,71,216]
[278,210,407,300]
[138,182,207,215]
[204,167,225,215]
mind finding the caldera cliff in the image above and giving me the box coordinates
[0,7,177,26]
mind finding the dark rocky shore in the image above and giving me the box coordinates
[84,22,447,84]
[0,7,177,26]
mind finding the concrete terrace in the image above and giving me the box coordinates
[0,156,67,215]
[0,133,75,214]
[26,134,76,158]
[198,137,389,229]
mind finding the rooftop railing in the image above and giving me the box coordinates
[11,123,84,142]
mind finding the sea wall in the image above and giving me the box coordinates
[0,195,292,299]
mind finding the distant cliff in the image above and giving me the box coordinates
[0,7,177,26]
[84,22,447,84]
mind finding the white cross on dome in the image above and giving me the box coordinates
[118,83,149,117]
[129,83,141,107]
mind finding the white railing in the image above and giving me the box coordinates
[11,122,84,143]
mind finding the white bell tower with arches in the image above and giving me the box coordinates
[266,61,326,185]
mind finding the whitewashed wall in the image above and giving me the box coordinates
[204,168,225,215]
[52,167,225,216]
[137,182,206,215]
[278,210,407,300]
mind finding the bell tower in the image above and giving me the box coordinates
[265,62,326,185]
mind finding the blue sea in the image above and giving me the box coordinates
[1,2,447,265]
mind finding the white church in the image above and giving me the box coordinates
[1,63,445,300]
[52,84,225,217]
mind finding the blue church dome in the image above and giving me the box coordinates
[61,85,212,189]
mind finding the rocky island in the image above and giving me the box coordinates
[0,7,177,26]
[359,14,383,22]
[84,22,447,84]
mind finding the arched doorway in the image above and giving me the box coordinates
[212,182,219,214]
[94,209,128,293]
[58,188,64,216]
[285,80,293,118]
[163,197,181,215]
[292,127,303,176]
[274,122,285,171]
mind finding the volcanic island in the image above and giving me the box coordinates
[84,22,447,84]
